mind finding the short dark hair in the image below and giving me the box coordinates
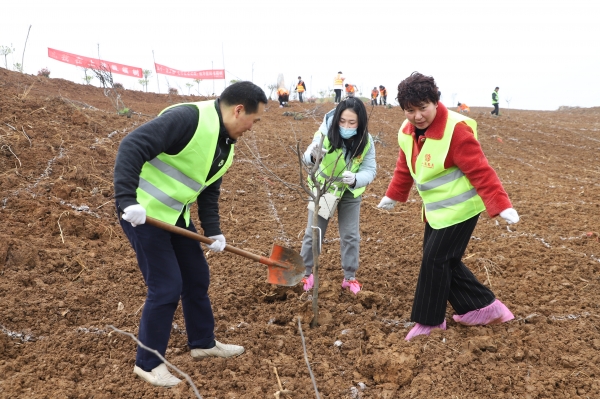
[495,86,499,90]
[396,72,440,110]
[220,81,268,114]
[298,76,301,79]
[327,97,369,158]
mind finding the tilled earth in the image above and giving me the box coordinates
[1,68,600,398]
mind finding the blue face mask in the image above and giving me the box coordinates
[339,126,357,139]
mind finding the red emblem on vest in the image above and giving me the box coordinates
[422,153,434,168]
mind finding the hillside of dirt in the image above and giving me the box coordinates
[1,67,600,399]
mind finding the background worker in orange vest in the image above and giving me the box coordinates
[371,87,379,106]
[333,71,345,103]
[277,87,289,108]
[345,83,357,98]
[457,102,470,113]
[379,85,387,105]
[295,76,306,103]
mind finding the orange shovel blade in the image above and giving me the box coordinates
[266,244,306,286]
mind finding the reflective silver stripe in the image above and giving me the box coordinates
[148,158,204,192]
[425,188,478,212]
[417,169,465,191]
[139,177,184,212]
[319,170,344,182]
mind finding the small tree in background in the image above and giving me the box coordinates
[13,63,23,72]
[80,68,93,85]
[138,69,152,92]
[168,87,178,95]
[113,82,124,89]
[37,67,50,77]
[266,84,277,100]
[0,44,15,69]
[185,82,193,95]
[91,65,130,117]
[194,79,202,95]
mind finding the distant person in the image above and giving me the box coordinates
[457,102,470,113]
[277,87,290,108]
[491,87,499,116]
[296,76,306,103]
[301,97,377,295]
[333,71,345,103]
[371,87,379,106]
[377,72,518,341]
[114,81,268,387]
[345,83,357,98]
[379,85,387,106]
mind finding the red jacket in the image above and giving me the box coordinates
[385,102,511,219]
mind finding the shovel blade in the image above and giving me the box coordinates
[266,244,306,286]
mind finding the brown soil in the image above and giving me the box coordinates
[1,68,600,399]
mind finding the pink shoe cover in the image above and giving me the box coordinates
[452,299,514,326]
[301,274,314,291]
[341,279,362,295]
[405,320,447,341]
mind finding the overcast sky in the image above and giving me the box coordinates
[2,0,599,110]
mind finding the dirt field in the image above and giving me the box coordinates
[1,67,600,399]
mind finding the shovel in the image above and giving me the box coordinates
[145,217,305,287]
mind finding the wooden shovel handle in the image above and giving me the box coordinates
[144,216,276,266]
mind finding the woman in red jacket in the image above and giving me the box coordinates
[377,72,519,340]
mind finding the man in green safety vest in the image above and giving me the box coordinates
[491,86,500,116]
[114,81,267,387]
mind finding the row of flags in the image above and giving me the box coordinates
[47,48,224,80]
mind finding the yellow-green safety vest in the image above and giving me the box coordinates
[398,110,485,229]
[492,91,499,104]
[308,132,370,198]
[136,100,234,226]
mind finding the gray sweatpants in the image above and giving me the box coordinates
[300,191,362,280]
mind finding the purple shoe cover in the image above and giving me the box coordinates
[453,299,514,326]
[405,320,447,341]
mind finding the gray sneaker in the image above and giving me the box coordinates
[133,363,181,387]
[190,340,245,359]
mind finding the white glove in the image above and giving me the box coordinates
[206,234,226,252]
[342,171,356,186]
[377,196,397,211]
[499,208,520,224]
[309,144,327,162]
[122,204,146,227]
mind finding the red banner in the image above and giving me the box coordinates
[48,48,143,78]
[154,63,225,80]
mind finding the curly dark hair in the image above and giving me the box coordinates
[396,72,440,110]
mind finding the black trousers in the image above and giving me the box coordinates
[298,92,303,102]
[411,214,495,325]
[334,89,342,102]
[491,103,499,115]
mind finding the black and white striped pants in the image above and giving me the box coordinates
[411,214,495,325]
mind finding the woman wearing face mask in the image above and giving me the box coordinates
[300,98,377,295]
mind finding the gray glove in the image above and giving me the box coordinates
[206,234,226,252]
[122,204,146,227]
[499,208,519,224]
[309,143,327,162]
[377,196,397,211]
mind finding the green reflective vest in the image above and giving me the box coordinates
[136,100,234,226]
[492,91,499,104]
[308,132,371,198]
[398,111,485,229]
